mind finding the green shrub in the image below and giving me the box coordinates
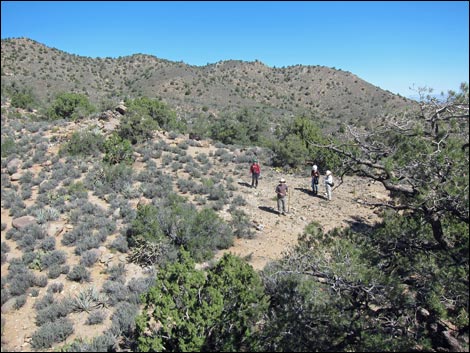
[136,251,268,352]
[47,92,95,120]
[118,97,184,144]
[59,128,104,157]
[103,133,133,165]
[128,196,234,263]
[11,91,36,110]
[1,137,16,157]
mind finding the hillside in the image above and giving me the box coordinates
[1,37,416,131]
[0,101,388,351]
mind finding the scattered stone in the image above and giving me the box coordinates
[10,173,22,181]
[100,253,114,264]
[1,298,17,313]
[46,221,65,237]
[7,158,21,172]
[12,216,36,229]
[115,103,127,115]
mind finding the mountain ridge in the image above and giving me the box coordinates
[1,37,416,130]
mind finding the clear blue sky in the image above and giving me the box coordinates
[1,1,468,97]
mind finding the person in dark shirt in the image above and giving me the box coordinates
[275,178,288,215]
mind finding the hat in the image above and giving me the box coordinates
[253,159,258,163]
[326,170,331,176]
[312,164,318,171]
[280,178,286,183]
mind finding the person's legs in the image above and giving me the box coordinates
[277,197,282,213]
[326,185,332,200]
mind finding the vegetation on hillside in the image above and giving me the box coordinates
[1,37,468,352]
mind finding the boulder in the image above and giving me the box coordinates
[12,216,36,229]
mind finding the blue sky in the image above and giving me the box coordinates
[1,1,468,97]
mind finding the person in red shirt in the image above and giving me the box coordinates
[250,159,261,188]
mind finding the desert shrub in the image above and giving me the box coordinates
[135,251,268,352]
[230,209,256,239]
[47,265,62,279]
[92,162,134,195]
[20,187,32,200]
[1,136,16,157]
[41,250,67,269]
[10,87,37,110]
[7,263,35,296]
[66,265,91,283]
[103,133,133,165]
[101,280,131,306]
[14,295,27,310]
[31,317,74,349]
[59,128,104,157]
[59,332,117,352]
[128,197,234,263]
[16,227,39,248]
[109,302,139,337]
[19,170,34,184]
[35,207,60,224]
[22,250,40,268]
[35,300,72,326]
[1,241,10,264]
[73,286,108,313]
[74,233,106,255]
[66,181,88,199]
[127,277,154,297]
[33,292,55,310]
[107,263,126,283]
[79,249,100,267]
[47,282,64,294]
[38,179,60,194]
[60,265,70,275]
[85,310,107,325]
[109,235,129,253]
[39,237,56,251]
[34,274,48,287]
[46,92,95,120]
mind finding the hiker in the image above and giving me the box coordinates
[275,178,289,215]
[250,159,261,188]
[311,164,320,195]
[324,170,334,201]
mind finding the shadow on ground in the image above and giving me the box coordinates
[295,187,328,200]
[258,206,279,215]
[238,181,253,188]
[345,215,381,234]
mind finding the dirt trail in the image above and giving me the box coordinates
[215,171,387,270]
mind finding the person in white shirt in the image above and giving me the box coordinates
[324,170,333,201]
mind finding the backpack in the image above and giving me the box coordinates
[251,163,260,174]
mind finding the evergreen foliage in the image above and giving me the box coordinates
[46,92,95,120]
[135,250,268,352]
[118,97,185,144]
[59,128,104,157]
[127,195,234,263]
[103,133,133,165]
[270,116,343,169]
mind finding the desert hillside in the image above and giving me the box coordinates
[0,101,389,351]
